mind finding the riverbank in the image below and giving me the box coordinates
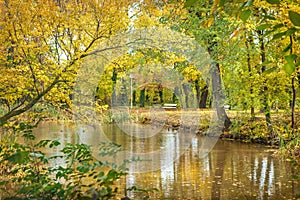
[124,108,300,165]
[127,109,277,144]
[40,107,299,142]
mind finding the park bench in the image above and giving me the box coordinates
[224,105,231,110]
[162,103,177,109]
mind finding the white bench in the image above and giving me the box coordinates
[224,105,231,110]
[162,103,177,109]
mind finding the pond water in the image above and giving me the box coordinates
[33,122,299,200]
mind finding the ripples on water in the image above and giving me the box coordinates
[34,122,299,200]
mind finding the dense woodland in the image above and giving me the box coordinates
[0,0,299,199]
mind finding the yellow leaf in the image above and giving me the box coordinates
[207,17,214,28]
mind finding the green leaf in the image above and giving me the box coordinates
[107,169,118,180]
[283,63,295,76]
[35,139,51,147]
[283,43,292,53]
[296,59,300,67]
[257,24,272,30]
[284,54,297,75]
[184,0,198,8]
[263,66,277,74]
[240,9,252,22]
[76,165,90,173]
[273,23,284,29]
[22,132,35,140]
[285,54,297,64]
[266,0,280,4]
[219,0,226,7]
[264,15,276,20]
[272,31,286,40]
[19,122,26,130]
[289,11,300,26]
[265,30,275,36]
[7,151,29,164]
[49,140,61,148]
[286,28,297,36]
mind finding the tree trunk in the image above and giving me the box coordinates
[207,30,231,130]
[139,89,145,108]
[111,68,118,107]
[199,85,208,108]
[159,84,163,104]
[291,78,296,135]
[133,90,136,106]
[182,83,190,108]
[258,30,274,138]
[290,35,296,135]
[210,62,232,130]
[173,87,179,103]
[245,34,255,119]
[195,80,201,108]
[0,77,62,124]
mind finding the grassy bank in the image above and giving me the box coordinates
[106,108,299,165]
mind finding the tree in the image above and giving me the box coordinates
[169,0,300,136]
[162,0,233,129]
[228,0,300,136]
[0,0,133,125]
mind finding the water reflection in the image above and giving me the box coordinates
[33,122,299,199]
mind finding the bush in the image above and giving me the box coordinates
[0,132,128,200]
